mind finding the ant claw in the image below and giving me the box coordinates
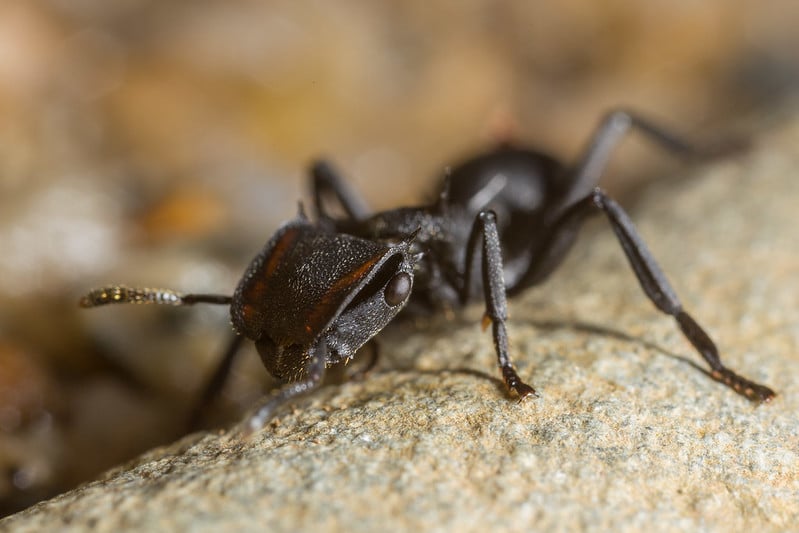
[514,383,539,402]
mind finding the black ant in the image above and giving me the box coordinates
[80,109,776,433]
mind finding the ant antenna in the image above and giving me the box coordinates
[79,285,232,308]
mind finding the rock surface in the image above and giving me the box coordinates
[2,116,798,532]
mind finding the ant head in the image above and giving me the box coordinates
[233,217,417,381]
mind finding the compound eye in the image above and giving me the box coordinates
[384,272,412,307]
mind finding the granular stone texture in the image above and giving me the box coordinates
[2,116,798,532]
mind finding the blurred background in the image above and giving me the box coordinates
[1,0,798,516]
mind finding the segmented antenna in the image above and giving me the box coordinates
[79,285,231,308]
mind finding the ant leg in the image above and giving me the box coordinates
[187,333,246,430]
[80,285,231,307]
[462,210,538,400]
[524,188,775,402]
[345,340,380,381]
[561,109,742,208]
[241,339,329,435]
[310,160,370,220]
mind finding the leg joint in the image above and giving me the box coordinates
[602,109,633,131]
[477,209,498,225]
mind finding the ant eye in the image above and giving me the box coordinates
[384,272,412,306]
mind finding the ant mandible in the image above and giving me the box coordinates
[80,109,776,433]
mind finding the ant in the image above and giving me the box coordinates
[80,109,776,433]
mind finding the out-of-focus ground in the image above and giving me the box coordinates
[0,1,798,516]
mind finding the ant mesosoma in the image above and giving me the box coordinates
[80,110,776,433]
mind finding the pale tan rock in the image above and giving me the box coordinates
[2,115,798,532]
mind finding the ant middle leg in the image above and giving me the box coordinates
[516,188,775,402]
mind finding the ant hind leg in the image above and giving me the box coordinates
[560,109,746,209]
[534,188,775,402]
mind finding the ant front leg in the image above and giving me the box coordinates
[310,160,371,221]
[240,339,329,435]
[344,340,380,381]
[521,188,775,402]
[561,109,745,208]
[187,333,246,431]
[462,210,538,400]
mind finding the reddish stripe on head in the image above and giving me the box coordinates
[264,227,300,278]
[303,254,382,335]
[240,227,300,330]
